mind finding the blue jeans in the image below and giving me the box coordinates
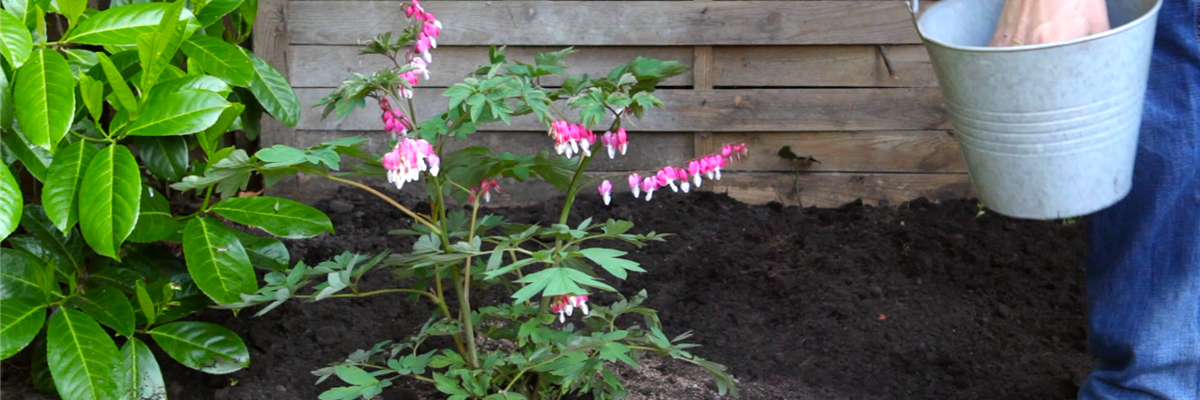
[1081,0,1200,399]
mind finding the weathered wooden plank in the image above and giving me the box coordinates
[713,45,937,87]
[287,1,924,45]
[699,131,965,173]
[700,172,974,207]
[284,130,694,171]
[254,0,294,148]
[295,88,948,132]
[288,46,694,88]
[266,170,973,209]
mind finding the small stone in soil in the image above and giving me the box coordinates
[315,325,340,346]
[329,199,355,214]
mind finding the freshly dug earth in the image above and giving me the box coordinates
[2,188,1091,400]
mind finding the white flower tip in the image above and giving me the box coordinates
[603,194,611,206]
[682,183,690,193]
[607,147,616,159]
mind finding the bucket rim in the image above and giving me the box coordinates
[914,0,1163,53]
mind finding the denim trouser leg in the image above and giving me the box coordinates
[1080,1,1200,399]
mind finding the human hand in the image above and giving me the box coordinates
[988,0,1111,47]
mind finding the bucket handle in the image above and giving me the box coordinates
[905,0,923,39]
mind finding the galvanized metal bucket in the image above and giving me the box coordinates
[910,0,1163,219]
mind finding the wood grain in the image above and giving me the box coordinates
[294,88,948,132]
[700,172,974,207]
[267,169,974,209]
[713,45,937,87]
[253,0,294,147]
[699,131,964,173]
[287,1,925,45]
[285,130,694,172]
[288,46,694,88]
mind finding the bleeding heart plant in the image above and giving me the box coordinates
[194,1,747,398]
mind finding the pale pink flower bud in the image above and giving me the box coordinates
[599,180,612,205]
[628,174,641,198]
[426,154,439,176]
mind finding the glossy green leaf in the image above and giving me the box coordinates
[134,136,188,181]
[78,74,104,122]
[122,88,229,136]
[134,280,155,326]
[180,35,253,86]
[42,140,99,234]
[19,205,86,280]
[119,337,166,400]
[0,126,53,180]
[86,267,146,294]
[194,0,242,26]
[63,49,98,78]
[47,308,122,400]
[148,74,231,97]
[149,321,249,374]
[79,145,142,260]
[0,248,48,301]
[30,334,56,393]
[246,51,299,126]
[14,49,75,151]
[0,296,46,360]
[69,286,135,337]
[0,163,20,240]
[0,9,32,68]
[65,3,197,46]
[3,0,47,30]
[232,230,289,271]
[135,0,186,93]
[182,217,257,304]
[127,186,178,243]
[198,102,242,155]
[96,53,138,115]
[1,65,13,131]
[212,196,332,239]
[50,0,86,26]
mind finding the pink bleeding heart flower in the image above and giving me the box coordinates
[599,180,613,205]
[675,167,691,193]
[549,295,590,323]
[688,160,702,188]
[657,167,678,193]
[382,137,439,190]
[642,177,659,201]
[628,173,641,199]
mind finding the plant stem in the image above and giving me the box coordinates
[69,131,112,143]
[428,177,470,358]
[321,173,441,234]
[557,118,620,226]
[458,199,482,368]
[556,152,594,226]
[504,352,568,392]
[199,186,215,212]
[294,288,437,302]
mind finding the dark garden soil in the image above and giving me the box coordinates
[2,187,1091,400]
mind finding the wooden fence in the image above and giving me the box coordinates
[254,0,975,207]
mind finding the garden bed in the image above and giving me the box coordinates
[2,188,1090,400]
